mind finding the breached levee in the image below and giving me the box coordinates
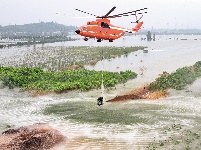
[0,123,66,150]
[107,60,201,102]
[107,84,168,102]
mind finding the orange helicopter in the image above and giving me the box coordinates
[75,6,147,42]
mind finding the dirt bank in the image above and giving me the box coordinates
[107,84,168,102]
[107,72,170,102]
[0,123,66,150]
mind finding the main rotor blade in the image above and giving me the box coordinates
[107,8,147,18]
[75,8,98,17]
[104,6,116,17]
[106,12,145,18]
[106,13,135,18]
[73,16,96,19]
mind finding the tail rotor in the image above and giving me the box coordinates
[131,10,147,28]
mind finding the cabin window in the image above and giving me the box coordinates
[101,22,110,29]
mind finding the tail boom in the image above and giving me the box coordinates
[132,21,143,32]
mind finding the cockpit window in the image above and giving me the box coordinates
[82,27,88,31]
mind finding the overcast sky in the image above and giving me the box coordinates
[1,0,201,29]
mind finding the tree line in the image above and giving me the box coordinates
[0,22,76,37]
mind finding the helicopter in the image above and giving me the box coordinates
[74,6,147,42]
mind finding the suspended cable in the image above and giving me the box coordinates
[101,49,105,101]
[97,49,105,106]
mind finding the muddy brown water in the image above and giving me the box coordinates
[1,35,201,149]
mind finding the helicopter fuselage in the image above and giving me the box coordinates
[75,19,125,42]
[74,7,147,42]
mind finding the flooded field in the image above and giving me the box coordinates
[0,35,201,149]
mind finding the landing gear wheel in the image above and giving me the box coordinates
[97,39,101,42]
[84,38,88,41]
[109,39,113,42]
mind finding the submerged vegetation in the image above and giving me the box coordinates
[44,101,164,125]
[0,46,146,71]
[0,36,77,48]
[0,46,143,94]
[147,124,201,150]
[0,66,137,93]
[150,61,201,90]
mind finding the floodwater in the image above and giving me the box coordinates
[0,35,201,149]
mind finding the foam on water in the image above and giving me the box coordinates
[1,35,201,149]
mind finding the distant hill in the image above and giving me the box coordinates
[0,22,76,37]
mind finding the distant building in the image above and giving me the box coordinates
[153,33,155,41]
[146,31,152,41]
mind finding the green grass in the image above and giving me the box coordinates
[0,66,137,93]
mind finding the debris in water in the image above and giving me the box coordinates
[0,123,66,150]
[97,97,103,106]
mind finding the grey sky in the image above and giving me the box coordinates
[1,0,201,29]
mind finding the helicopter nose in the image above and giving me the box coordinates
[75,29,80,34]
